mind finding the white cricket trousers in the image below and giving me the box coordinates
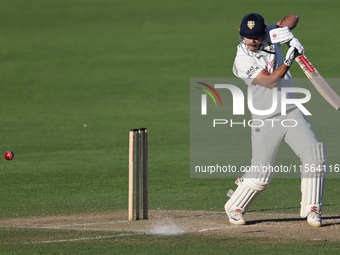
[250,108,318,171]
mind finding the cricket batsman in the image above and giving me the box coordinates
[224,13,327,227]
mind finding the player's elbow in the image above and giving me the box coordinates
[289,14,299,30]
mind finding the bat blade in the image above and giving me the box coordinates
[295,55,340,110]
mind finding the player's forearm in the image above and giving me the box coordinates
[277,14,299,30]
[252,64,290,88]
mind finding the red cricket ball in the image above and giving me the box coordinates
[4,151,14,160]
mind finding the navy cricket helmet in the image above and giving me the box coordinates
[239,13,266,38]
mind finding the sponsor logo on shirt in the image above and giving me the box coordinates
[246,66,260,78]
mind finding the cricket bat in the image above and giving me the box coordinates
[295,55,340,110]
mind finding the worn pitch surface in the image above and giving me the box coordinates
[1,210,339,242]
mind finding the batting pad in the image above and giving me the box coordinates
[300,142,327,218]
[224,176,271,214]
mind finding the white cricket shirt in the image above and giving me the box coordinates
[232,24,297,119]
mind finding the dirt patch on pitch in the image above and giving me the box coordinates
[0,210,339,241]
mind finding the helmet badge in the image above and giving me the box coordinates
[247,21,255,29]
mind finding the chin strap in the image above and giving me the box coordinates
[262,48,276,54]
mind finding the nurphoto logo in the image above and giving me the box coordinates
[197,82,311,117]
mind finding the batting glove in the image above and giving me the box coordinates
[269,27,294,44]
[284,46,300,66]
[288,38,305,55]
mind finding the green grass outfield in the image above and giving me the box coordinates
[1,229,339,255]
[0,0,339,253]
